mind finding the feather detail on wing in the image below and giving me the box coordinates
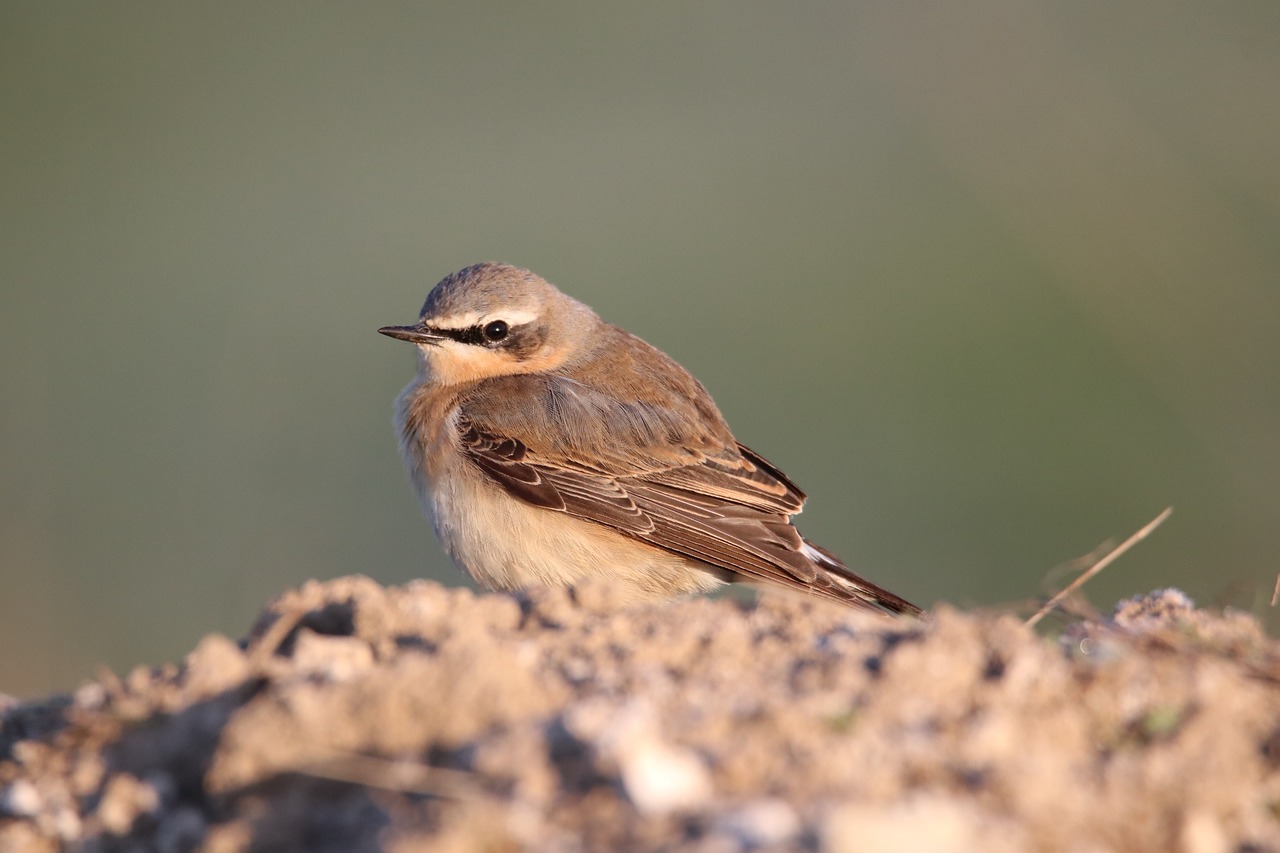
[456,417,920,616]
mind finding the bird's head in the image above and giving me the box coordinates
[379,262,600,387]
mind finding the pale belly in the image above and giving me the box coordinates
[425,460,728,601]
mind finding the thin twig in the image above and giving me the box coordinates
[1271,573,1279,607]
[250,604,305,668]
[1025,507,1173,629]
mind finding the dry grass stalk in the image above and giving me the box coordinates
[1025,507,1173,628]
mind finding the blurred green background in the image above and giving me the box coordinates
[3,2,1277,697]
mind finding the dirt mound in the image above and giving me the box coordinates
[2,577,1278,851]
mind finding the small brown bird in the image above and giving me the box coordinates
[380,263,920,616]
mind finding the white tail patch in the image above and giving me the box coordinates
[800,541,832,567]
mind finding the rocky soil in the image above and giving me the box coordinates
[2,577,1278,852]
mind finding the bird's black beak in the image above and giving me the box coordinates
[378,323,446,345]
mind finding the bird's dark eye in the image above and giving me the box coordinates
[483,320,509,342]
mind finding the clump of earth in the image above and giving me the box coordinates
[2,576,1278,852]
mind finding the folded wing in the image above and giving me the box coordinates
[457,414,919,615]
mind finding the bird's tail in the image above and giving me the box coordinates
[801,540,923,617]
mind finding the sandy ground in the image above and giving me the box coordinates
[2,577,1278,852]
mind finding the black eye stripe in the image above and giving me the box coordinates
[426,323,512,346]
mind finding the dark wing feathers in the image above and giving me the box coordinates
[460,421,653,533]
[456,416,867,602]
[645,454,802,515]
[455,373,920,616]
[626,480,817,582]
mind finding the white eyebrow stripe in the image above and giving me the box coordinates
[428,311,484,330]
[430,308,540,330]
